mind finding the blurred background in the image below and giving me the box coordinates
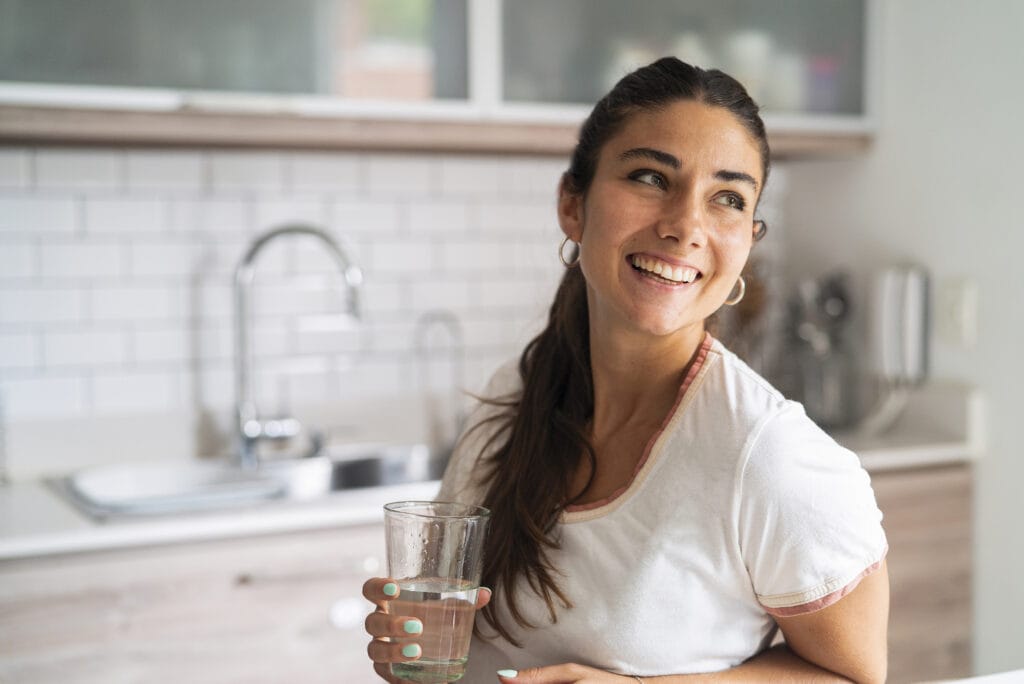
[0,1,1021,682]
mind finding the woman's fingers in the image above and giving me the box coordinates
[365,611,423,639]
[363,577,401,607]
[367,638,423,664]
[477,586,493,609]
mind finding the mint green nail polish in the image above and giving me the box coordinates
[403,619,422,634]
[402,643,421,658]
[382,582,398,596]
[497,670,518,678]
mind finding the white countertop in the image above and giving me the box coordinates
[0,478,440,561]
[0,382,982,562]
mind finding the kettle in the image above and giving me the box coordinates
[857,265,930,436]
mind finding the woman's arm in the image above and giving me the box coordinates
[498,561,889,684]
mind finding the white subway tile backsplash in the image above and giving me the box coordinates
[84,197,166,234]
[406,201,472,234]
[438,156,501,197]
[0,149,30,189]
[439,240,514,273]
[365,155,435,197]
[44,329,128,367]
[91,286,183,322]
[253,197,329,233]
[2,147,572,442]
[360,279,406,313]
[0,242,37,279]
[169,197,250,234]
[210,152,286,192]
[289,152,361,193]
[331,199,402,237]
[190,282,234,322]
[35,150,122,190]
[250,323,291,359]
[0,196,78,234]
[480,201,557,235]
[189,362,234,409]
[92,371,179,413]
[497,157,566,198]
[366,240,436,275]
[1,376,87,419]
[472,276,555,311]
[40,242,124,279]
[129,242,198,278]
[126,151,205,192]
[0,288,84,324]
[409,280,472,313]
[0,332,39,369]
[132,327,191,364]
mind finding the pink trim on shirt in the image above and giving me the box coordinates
[762,548,889,618]
[565,332,714,513]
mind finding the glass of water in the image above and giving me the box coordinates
[383,501,491,683]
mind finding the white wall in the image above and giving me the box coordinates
[782,0,1024,675]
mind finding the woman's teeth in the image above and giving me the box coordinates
[631,255,699,284]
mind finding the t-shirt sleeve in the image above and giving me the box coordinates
[436,359,520,505]
[737,401,888,617]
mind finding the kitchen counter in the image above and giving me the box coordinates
[0,381,982,562]
[0,478,440,560]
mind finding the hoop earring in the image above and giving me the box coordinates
[558,236,580,268]
[724,275,746,306]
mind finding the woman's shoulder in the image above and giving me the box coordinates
[697,337,791,425]
[436,357,521,504]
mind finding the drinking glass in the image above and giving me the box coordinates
[383,501,490,683]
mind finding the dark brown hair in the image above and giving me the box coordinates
[474,57,770,645]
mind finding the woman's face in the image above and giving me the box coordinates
[558,99,764,345]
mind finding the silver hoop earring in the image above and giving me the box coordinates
[724,275,746,306]
[558,236,580,268]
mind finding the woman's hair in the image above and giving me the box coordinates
[474,57,771,645]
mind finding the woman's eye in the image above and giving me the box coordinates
[629,170,667,189]
[715,193,746,211]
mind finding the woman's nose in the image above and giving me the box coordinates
[657,200,706,247]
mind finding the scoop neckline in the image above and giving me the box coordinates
[562,332,716,522]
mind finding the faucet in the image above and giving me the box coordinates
[413,310,466,456]
[234,224,363,470]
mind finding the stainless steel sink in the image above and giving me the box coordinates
[54,443,447,519]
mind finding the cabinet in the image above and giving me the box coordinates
[0,524,386,683]
[872,464,973,684]
[0,0,873,156]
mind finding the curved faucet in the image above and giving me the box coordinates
[234,224,363,470]
[413,310,466,453]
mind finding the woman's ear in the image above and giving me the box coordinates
[557,175,584,242]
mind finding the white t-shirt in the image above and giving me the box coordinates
[438,335,888,680]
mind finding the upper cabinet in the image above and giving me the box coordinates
[0,0,874,157]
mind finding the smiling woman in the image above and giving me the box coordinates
[364,57,889,684]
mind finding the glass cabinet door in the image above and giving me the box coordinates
[0,0,468,101]
[501,0,866,117]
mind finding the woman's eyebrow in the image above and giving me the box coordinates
[619,147,680,169]
[716,170,759,192]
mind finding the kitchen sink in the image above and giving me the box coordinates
[54,442,447,519]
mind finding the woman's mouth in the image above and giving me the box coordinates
[629,255,702,285]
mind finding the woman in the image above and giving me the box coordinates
[364,57,889,683]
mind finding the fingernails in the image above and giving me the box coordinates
[497,670,518,678]
[402,643,421,658]
[382,582,399,597]
[403,619,423,635]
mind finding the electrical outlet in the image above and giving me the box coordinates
[935,276,978,348]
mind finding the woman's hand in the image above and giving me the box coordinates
[496,663,641,684]
[363,577,492,683]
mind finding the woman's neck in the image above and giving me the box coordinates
[587,321,706,438]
